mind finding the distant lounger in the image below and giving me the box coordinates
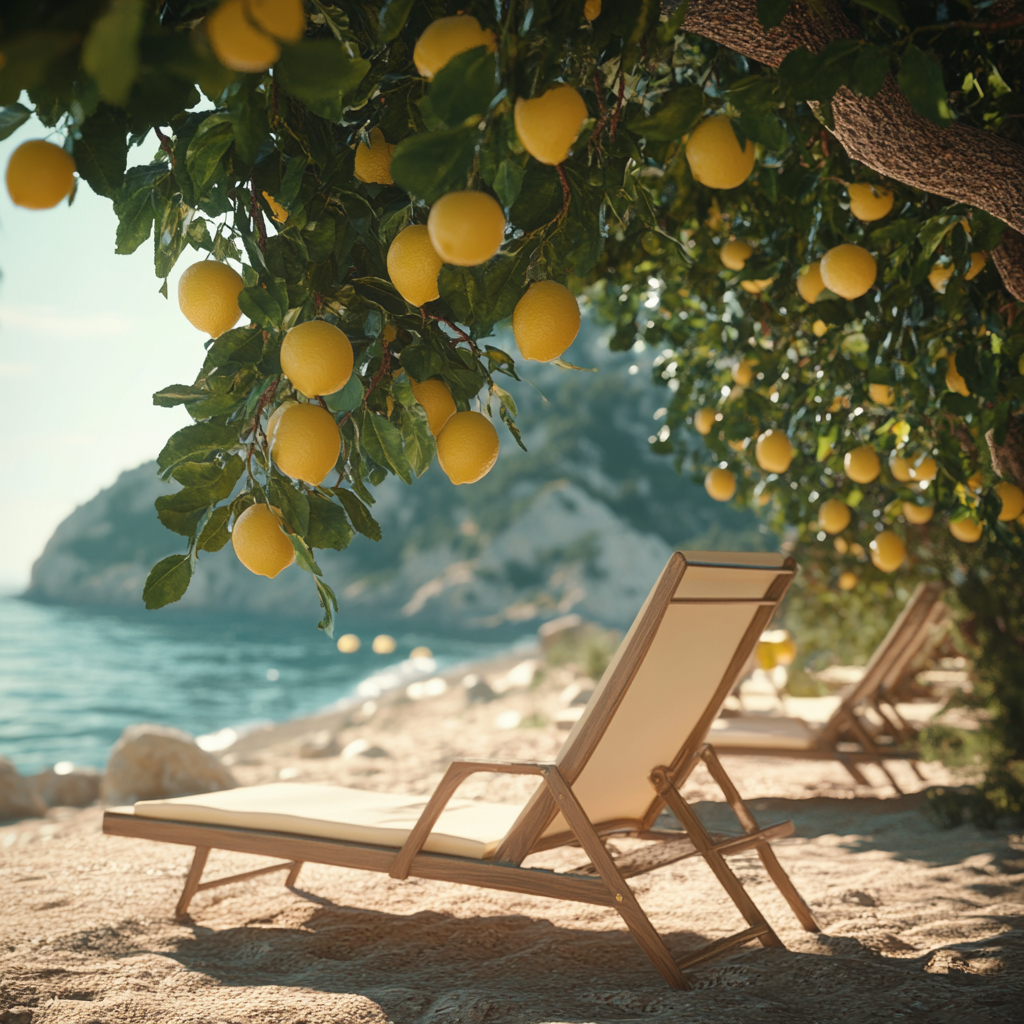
[104,551,819,989]
[710,582,949,792]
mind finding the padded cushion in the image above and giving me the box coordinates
[133,783,525,860]
[708,715,818,751]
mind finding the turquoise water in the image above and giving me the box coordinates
[0,595,524,775]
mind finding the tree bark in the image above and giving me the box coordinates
[679,0,1024,302]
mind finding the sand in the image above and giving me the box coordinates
[1,658,1022,1023]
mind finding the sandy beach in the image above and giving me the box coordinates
[2,652,1022,1023]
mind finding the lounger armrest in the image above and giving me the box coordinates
[390,758,555,879]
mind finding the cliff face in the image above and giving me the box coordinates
[26,330,769,629]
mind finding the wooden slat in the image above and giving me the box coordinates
[195,860,298,892]
[676,924,771,971]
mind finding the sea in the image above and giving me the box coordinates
[0,593,528,775]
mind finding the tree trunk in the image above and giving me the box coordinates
[680,0,1024,302]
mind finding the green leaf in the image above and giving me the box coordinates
[186,114,234,191]
[359,409,412,483]
[427,46,497,128]
[324,373,365,414]
[350,276,409,316]
[227,81,270,165]
[0,103,31,141]
[154,197,187,278]
[400,342,445,382]
[239,285,283,329]
[333,486,382,541]
[197,505,232,552]
[270,477,311,535]
[153,383,207,407]
[627,87,703,141]
[81,0,145,106]
[757,0,791,30]
[143,554,192,609]
[493,158,526,208]
[397,404,436,478]
[306,493,355,550]
[157,421,239,475]
[509,162,562,231]
[112,163,168,254]
[898,45,951,125]
[379,0,417,41]
[314,576,338,636]
[390,127,477,204]
[289,533,323,575]
[74,106,128,198]
[850,43,890,98]
[852,0,903,25]
[277,40,370,121]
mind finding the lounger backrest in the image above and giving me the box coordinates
[496,551,795,860]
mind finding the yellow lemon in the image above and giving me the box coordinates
[967,471,984,492]
[756,489,771,506]
[909,455,937,482]
[949,518,983,543]
[903,502,934,524]
[834,536,849,554]
[889,453,914,483]
[178,261,244,338]
[584,0,601,19]
[427,191,505,267]
[436,411,500,484]
[512,280,581,362]
[946,352,970,396]
[410,378,457,436]
[812,319,828,337]
[720,240,753,271]
[965,251,986,281]
[755,430,792,473]
[755,640,777,671]
[844,446,880,484]
[5,140,76,209]
[387,225,443,306]
[413,15,496,80]
[354,127,395,184]
[928,262,954,293]
[869,383,894,406]
[773,635,797,666]
[796,261,825,303]
[248,0,305,40]
[820,243,877,300]
[280,320,353,397]
[231,504,295,578]
[694,408,717,436]
[268,402,341,485]
[728,438,749,453]
[705,197,723,231]
[685,115,755,189]
[870,531,906,572]
[819,498,851,534]
[995,481,1024,521]
[514,85,589,166]
[337,634,360,653]
[262,191,288,223]
[732,359,754,387]
[739,277,773,294]
[705,467,736,502]
[206,0,280,72]
[847,183,893,222]
[838,570,858,591]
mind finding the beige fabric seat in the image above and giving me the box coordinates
[135,782,525,860]
[708,716,818,751]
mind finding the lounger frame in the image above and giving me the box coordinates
[104,552,818,989]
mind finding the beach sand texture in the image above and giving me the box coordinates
[2,662,1022,1023]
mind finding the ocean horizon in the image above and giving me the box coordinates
[0,593,531,775]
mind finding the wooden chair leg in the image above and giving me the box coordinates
[175,846,210,919]
[837,755,871,786]
[844,715,904,794]
[285,861,303,887]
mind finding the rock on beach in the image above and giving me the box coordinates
[0,756,47,821]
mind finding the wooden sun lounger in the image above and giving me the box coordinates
[709,582,949,792]
[104,551,819,989]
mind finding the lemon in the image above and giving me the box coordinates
[337,634,361,653]
[512,280,581,361]
[206,0,280,72]
[847,183,893,222]
[427,191,505,267]
[946,352,970,396]
[731,359,754,387]
[834,536,849,554]
[755,430,792,473]
[231,504,295,578]
[903,502,934,524]
[387,225,444,306]
[705,197,723,231]
[965,251,985,281]
[280,320,353,397]
[178,261,245,338]
[796,261,824,303]
[756,489,772,506]
[584,0,601,19]
[413,15,496,80]
[720,240,752,271]
[249,0,305,41]
[908,455,937,482]
[268,402,341,485]
[949,518,983,543]
[410,378,457,436]
[928,263,954,293]
[844,445,880,484]
[820,244,877,300]
[704,467,736,502]
[966,471,983,492]
[262,191,288,223]
[772,634,797,666]
[755,641,777,671]
[354,127,395,185]
[694,408,717,435]
[514,85,589,166]
[819,498,851,534]
[869,383,894,406]
[5,140,76,209]
[838,570,858,591]
[685,115,755,190]
[739,277,773,294]
[889,453,914,482]
[812,319,828,337]
[436,411,500,484]
[728,438,749,452]
[870,531,906,572]
[995,481,1024,521]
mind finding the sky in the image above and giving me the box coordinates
[0,119,201,588]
